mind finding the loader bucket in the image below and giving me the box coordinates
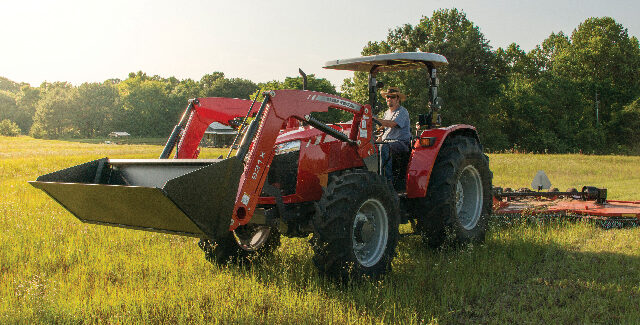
[29,157,244,240]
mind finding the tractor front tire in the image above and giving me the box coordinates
[416,135,492,248]
[312,170,400,281]
[198,225,281,265]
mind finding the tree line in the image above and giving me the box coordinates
[1,9,638,154]
[0,70,336,140]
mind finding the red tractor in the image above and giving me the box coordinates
[31,52,492,280]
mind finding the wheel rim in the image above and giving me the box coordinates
[351,198,388,267]
[455,165,483,230]
[234,225,271,251]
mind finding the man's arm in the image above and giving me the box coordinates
[373,117,398,128]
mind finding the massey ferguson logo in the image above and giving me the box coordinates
[308,95,361,110]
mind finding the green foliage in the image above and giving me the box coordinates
[14,85,40,132]
[198,71,259,100]
[528,32,571,72]
[0,90,18,123]
[609,97,640,153]
[0,85,37,130]
[116,75,178,137]
[171,78,201,101]
[493,70,595,152]
[259,74,337,95]
[555,17,640,151]
[76,82,120,137]
[0,119,21,136]
[29,82,79,139]
[200,72,225,91]
[563,19,639,102]
[205,78,259,99]
[0,87,38,134]
[0,76,23,92]
[495,43,540,79]
[492,17,640,153]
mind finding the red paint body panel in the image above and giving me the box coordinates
[233,91,372,229]
[405,125,477,198]
[258,127,364,205]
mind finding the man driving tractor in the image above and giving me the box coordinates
[375,86,411,184]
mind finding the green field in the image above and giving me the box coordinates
[1,136,639,323]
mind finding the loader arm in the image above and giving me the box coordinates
[173,97,262,159]
[177,90,375,230]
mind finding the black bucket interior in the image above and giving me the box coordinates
[30,157,244,239]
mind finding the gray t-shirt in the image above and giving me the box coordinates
[381,105,411,143]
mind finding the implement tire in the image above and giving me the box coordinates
[416,135,492,248]
[198,225,281,265]
[312,170,400,281]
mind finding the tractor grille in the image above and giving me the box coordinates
[266,151,299,196]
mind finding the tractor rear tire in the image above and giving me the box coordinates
[312,170,400,281]
[198,225,281,265]
[415,135,492,248]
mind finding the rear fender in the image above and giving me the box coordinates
[406,125,479,198]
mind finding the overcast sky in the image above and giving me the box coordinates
[2,0,638,88]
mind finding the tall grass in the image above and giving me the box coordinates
[1,136,639,323]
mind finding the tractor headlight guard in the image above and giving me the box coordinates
[275,140,301,155]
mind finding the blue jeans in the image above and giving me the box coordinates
[380,140,410,183]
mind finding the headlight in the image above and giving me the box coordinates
[275,140,301,155]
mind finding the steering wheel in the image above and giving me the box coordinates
[373,118,384,137]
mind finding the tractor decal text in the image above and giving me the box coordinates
[308,94,361,110]
[251,151,266,180]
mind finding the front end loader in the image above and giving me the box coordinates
[31,91,376,241]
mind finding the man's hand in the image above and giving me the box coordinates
[374,126,385,137]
